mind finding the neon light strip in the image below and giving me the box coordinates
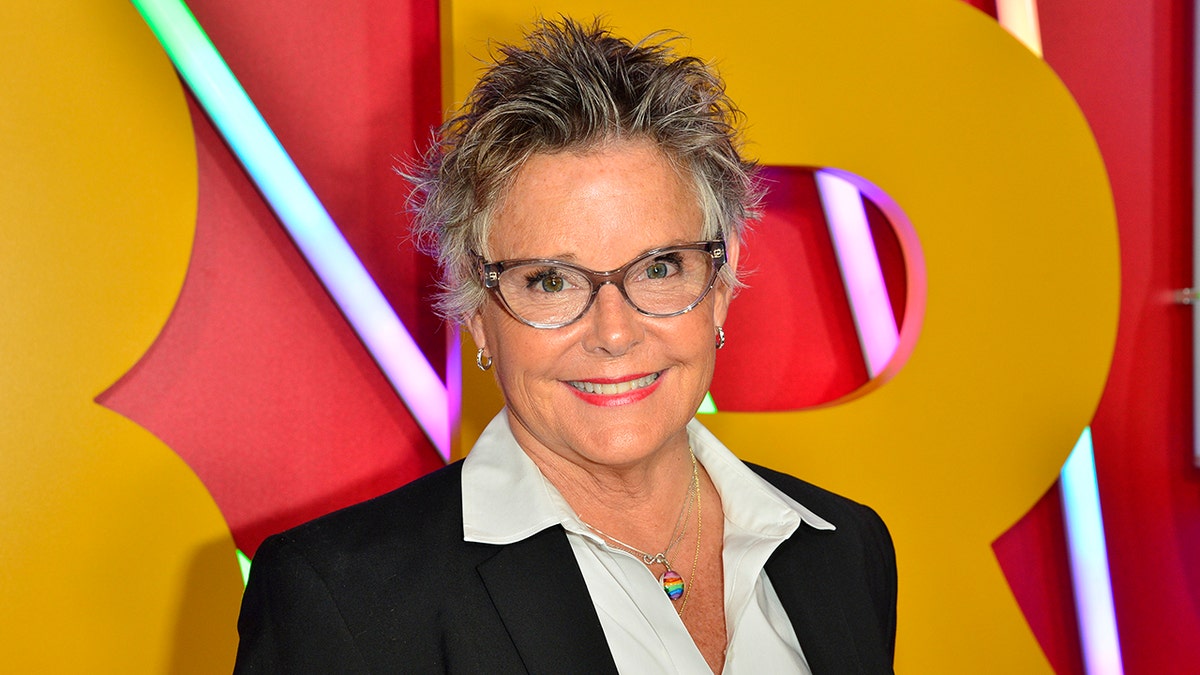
[1061,429,1124,674]
[131,0,451,460]
[998,3,1125,670]
[236,548,252,586]
[996,4,1126,668]
[815,170,899,376]
[996,0,1045,56]
[445,328,463,452]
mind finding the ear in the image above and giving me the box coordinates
[465,309,488,354]
[711,234,741,327]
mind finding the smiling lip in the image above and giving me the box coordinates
[566,372,661,406]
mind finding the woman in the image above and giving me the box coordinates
[235,18,896,674]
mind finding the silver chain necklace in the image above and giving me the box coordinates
[581,450,701,610]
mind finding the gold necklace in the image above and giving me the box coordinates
[678,472,701,618]
[582,451,701,610]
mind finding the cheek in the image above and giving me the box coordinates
[661,317,718,371]
[490,321,573,382]
[680,303,721,349]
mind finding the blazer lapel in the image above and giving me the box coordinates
[477,526,619,675]
[766,528,865,674]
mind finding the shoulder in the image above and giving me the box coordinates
[747,462,895,604]
[235,462,516,671]
[748,463,897,663]
[249,460,474,591]
[747,462,889,538]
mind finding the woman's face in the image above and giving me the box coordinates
[466,140,737,472]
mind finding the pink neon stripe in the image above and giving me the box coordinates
[815,170,899,376]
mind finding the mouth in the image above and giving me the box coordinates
[567,372,660,396]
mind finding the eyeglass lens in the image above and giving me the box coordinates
[496,248,717,326]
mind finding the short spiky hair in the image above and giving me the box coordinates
[408,17,761,323]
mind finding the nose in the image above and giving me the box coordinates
[581,282,643,356]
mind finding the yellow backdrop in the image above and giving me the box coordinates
[0,1,241,671]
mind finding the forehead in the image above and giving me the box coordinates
[487,140,703,264]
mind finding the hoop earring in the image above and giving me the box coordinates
[476,348,493,371]
[715,326,726,350]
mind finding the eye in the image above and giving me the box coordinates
[640,253,683,281]
[523,268,570,293]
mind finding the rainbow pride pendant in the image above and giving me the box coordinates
[661,569,685,600]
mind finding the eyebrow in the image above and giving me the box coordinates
[507,239,698,263]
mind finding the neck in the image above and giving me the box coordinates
[509,420,696,548]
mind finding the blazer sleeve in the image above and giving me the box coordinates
[233,534,370,674]
[859,503,898,662]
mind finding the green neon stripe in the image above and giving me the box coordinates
[236,548,252,587]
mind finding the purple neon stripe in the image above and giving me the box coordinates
[445,327,462,457]
[1061,429,1124,674]
[815,170,899,376]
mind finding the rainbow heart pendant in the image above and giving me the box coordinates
[661,569,685,600]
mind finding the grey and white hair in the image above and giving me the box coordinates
[406,17,762,324]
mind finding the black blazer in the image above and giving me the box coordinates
[234,461,896,674]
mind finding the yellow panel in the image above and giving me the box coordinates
[0,1,240,670]
[451,1,1119,672]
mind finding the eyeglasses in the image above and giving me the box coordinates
[478,240,727,329]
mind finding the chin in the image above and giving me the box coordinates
[571,420,684,465]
